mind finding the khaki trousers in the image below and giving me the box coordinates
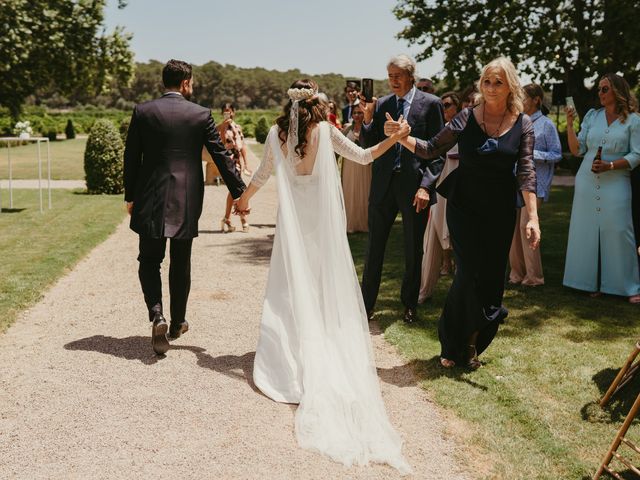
[509,201,544,286]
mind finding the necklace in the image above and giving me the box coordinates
[482,106,508,138]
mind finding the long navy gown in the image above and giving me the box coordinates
[413,107,536,364]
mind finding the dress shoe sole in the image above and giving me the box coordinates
[169,323,189,340]
[152,322,170,355]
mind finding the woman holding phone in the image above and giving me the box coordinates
[564,73,640,303]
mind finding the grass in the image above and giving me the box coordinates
[0,138,87,180]
[349,186,640,480]
[0,189,125,333]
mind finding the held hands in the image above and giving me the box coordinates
[126,201,133,216]
[525,218,541,250]
[383,113,411,140]
[234,192,251,215]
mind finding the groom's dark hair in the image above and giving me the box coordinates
[162,59,192,88]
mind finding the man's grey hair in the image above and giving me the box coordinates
[387,54,417,82]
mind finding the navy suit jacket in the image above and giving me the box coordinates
[124,93,245,239]
[360,89,445,205]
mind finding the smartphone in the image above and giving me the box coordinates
[362,78,374,102]
[565,96,576,111]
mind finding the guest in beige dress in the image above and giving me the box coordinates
[419,92,461,302]
[341,102,372,232]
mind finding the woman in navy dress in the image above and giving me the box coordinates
[385,58,540,368]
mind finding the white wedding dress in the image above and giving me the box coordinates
[250,121,411,474]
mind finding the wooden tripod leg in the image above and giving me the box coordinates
[594,392,640,479]
[600,342,640,408]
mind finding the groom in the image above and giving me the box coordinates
[360,54,444,323]
[124,59,246,355]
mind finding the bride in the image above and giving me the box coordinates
[236,79,411,474]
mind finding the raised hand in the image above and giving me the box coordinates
[565,106,577,129]
[384,112,403,137]
[359,95,377,124]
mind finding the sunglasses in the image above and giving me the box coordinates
[352,111,364,115]
[598,86,610,94]
[442,102,455,109]
[417,86,431,92]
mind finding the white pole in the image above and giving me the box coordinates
[8,140,12,208]
[46,139,51,209]
[37,140,42,213]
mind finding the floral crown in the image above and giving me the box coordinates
[287,87,317,102]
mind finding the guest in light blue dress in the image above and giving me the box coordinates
[564,73,640,303]
[509,84,562,286]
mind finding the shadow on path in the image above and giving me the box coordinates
[377,355,488,391]
[64,335,258,393]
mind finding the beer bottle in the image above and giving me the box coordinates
[591,146,603,173]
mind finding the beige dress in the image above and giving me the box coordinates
[418,145,459,302]
[340,125,372,232]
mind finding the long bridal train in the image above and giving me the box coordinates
[252,122,411,474]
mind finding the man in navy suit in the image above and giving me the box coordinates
[360,54,444,323]
[124,59,246,354]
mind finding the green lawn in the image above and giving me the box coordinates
[349,186,640,479]
[0,189,125,333]
[0,138,87,180]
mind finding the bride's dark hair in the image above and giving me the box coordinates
[276,79,327,158]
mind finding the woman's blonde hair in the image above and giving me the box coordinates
[601,73,638,124]
[475,57,525,114]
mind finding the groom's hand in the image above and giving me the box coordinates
[234,196,250,215]
[126,201,133,215]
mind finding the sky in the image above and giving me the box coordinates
[104,0,445,80]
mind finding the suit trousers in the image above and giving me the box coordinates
[361,173,429,311]
[137,236,193,322]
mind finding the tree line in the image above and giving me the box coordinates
[3,1,638,119]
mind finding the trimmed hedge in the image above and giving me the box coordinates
[84,119,124,194]
[255,117,270,144]
[65,119,76,139]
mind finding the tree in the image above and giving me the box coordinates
[394,0,640,115]
[0,0,134,118]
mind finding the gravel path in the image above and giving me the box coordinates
[0,148,470,479]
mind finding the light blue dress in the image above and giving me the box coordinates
[563,109,640,296]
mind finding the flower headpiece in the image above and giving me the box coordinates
[287,87,317,102]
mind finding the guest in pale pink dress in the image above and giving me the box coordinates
[341,102,371,232]
[419,92,461,302]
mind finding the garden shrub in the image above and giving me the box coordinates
[84,119,124,194]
